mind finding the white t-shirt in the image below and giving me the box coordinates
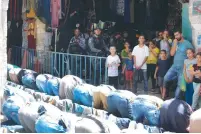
[106,55,121,77]
[132,45,149,69]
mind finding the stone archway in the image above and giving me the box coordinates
[0,0,9,91]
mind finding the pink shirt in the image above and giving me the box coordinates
[51,0,61,28]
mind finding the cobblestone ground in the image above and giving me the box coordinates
[119,79,174,99]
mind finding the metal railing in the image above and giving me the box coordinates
[10,46,108,85]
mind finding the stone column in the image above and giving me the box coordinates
[0,0,9,91]
[36,18,52,73]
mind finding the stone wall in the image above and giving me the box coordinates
[0,0,9,92]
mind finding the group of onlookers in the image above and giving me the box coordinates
[106,29,201,111]
[68,27,109,56]
[67,26,201,111]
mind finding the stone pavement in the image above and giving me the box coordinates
[119,79,175,99]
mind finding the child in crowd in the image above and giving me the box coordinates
[122,51,134,90]
[163,30,172,43]
[120,41,130,87]
[106,46,121,89]
[154,50,170,100]
[121,41,130,60]
[189,52,201,111]
[147,40,160,92]
[183,48,196,105]
[160,31,171,58]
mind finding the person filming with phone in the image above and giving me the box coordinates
[163,29,194,99]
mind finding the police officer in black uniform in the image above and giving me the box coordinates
[88,27,109,85]
[88,27,109,57]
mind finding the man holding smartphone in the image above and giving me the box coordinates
[163,29,194,99]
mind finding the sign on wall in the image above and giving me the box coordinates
[189,0,201,24]
[197,34,201,45]
[192,24,201,52]
[192,0,201,15]
[187,1,201,52]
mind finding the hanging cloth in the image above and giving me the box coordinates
[8,0,22,21]
[43,0,52,25]
[130,0,135,23]
[9,21,23,47]
[36,0,47,24]
[27,19,36,38]
[26,0,31,12]
[22,20,29,48]
[116,0,124,16]
[36,0,50,24]
[36,18,47,50]
[34,57,41,73]
[7,48,12,64]
[16,0,22,20]
[13,0,16,19]
[110,0,116,13]
[59,0,62,19]
[21,50,28,69]
[27,19,36,49]
[124,0,130,23]
[51,0,61,28]
[27,8,36,18]
[8,0,13,20]
[26,0,36,18]
[145,0,153,30]
[63,0,71,25]
[86,0,96,28]
[22,0,27,13]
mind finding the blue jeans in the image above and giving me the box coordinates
[47,77,60,96]
[133,69,148,93]
[73,86,93,107]
[163,65,183,99]
[131,98,160,126]
[185,83,194,105]
[107,114,131,130]
[1,125,24,133]
[35,114,66,133]
[36,75,49,93]
[107,92,133,119]
[22,74,38,90]
[2,97,22,125]
[192,83,201,110]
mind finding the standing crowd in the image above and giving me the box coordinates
[106,29,201,111]
[67,26,201,111]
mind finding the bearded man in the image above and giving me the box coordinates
[163,29,194,99]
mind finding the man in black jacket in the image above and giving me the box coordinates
[67,28,86,76]
[68,28,86,55]
[88,27,109,85]
[88,27,109,56]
